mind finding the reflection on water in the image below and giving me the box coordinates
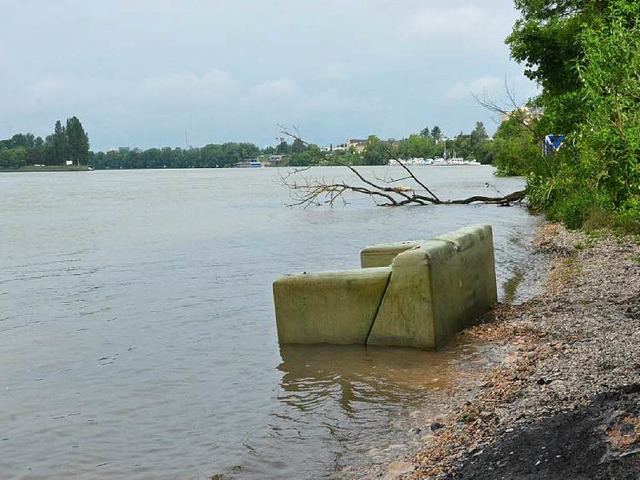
[263,341,503,478]
[278,344,459,411]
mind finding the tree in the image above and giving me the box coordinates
[397,134,435,159]
[510,0,640,230]
[468,122,492,164]
[470,122,488,146]
[362,135,389,165]
[0,147,27,169]
[65,116,90,166]
[492,114,541,176]
[291,138,306,154]
[507,1,588,97]
[430,126,443,143]
[507,0,640,136]
[283,161,525,207]
[290,144,323,166]
[275,140,291,155]
[48,120,67,165]
[10,133,36,148]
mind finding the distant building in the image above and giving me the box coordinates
[500,107,541,125]
[267,155,284,166]
[346,139,368,153]
[320,144,347,153]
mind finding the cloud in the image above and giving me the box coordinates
[445,76,503,101]
[27,76,64,103]
[246,78,355,117]
[141,70,239,105]
[320,63,349,81]
[0,1,537,150]
[248,78,302,103]
[21,75,108,112]
[17,74,133,114]
[401,5,513,51]
[0,49,11,71]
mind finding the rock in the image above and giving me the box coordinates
[430,422,445,431]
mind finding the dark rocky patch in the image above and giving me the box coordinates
[449,384,640,480]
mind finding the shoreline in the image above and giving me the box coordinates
[0,165,91,172]
[351,223,640,479]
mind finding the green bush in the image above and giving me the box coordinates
[508,1,640,233]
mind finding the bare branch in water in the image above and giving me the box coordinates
[277,125,526,208]
[280,164,525,208]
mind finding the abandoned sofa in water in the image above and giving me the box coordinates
[272,224,497,350]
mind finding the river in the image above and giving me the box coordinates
[0,166,540,479]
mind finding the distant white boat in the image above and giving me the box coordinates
[387,158,434,166]
[388,157,482,167]
[235,160,265,168]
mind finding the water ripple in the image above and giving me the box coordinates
[0,168,538,480]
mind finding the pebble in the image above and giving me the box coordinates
[430,422,445,431]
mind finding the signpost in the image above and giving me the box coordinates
[544,134,565,155]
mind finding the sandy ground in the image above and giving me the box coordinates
[353,223,640,479]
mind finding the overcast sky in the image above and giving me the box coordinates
[0,0,537,151]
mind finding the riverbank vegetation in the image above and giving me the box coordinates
[1,121,492,171]
[496,0,640,233]
[0,117,89,170]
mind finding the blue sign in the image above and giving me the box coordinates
[544,134,565,152]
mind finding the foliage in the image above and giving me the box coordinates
[492,113,541,176]
[53,121,67,164]
[396,134,435,160]
[0,146,28,169]
[508,0,640,232]
[289,144,324,166]
[65,116,90,166]
[2,118,496,171]
[275,140,290,155]
[362,135,392,165]
[0,117,91,168]
[469,121,492,163]
[90,142,261,169]
[430,126,443,142]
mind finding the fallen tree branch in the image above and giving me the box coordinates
[282,167,526,208]
[277,125,527,208]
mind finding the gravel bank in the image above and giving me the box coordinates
[359,223,640,479]
[408,223,640,479]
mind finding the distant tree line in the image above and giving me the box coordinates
[359,122,491,166]
[278,122,492,167]
[2,119,493,170]
[0,117,89,169]
[89,143,261,169]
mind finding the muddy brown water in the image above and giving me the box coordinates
[0,167,540,479]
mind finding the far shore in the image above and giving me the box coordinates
[0,165,91,172]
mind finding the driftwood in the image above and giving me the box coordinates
[282,163,526,207]
[278,126,526,208]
